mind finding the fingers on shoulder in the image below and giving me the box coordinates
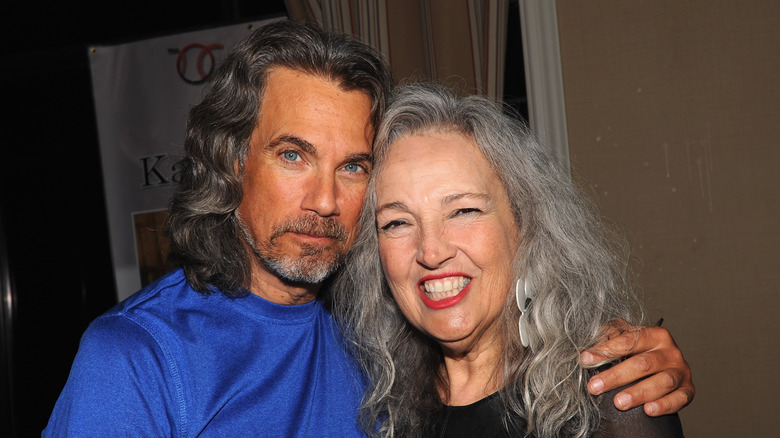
[644,388,695,416]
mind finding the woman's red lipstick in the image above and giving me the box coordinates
[418,274,472,310]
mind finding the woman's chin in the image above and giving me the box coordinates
[423,317,504,357]
[429,328,484,355]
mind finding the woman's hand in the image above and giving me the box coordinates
[581,322,694,416]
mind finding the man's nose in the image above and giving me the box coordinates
[302,172,340,217]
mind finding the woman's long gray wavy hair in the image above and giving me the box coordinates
[330,83,643,437]
[165,20,392,295]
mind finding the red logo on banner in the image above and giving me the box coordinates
[175,43,224,85]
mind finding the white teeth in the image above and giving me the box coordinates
[422,277,471,301]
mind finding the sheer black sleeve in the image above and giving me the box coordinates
[592,386,685,438]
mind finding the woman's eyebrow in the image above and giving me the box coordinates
[376,193,491,214]
[440,192,491,206]
[376,201,408,215]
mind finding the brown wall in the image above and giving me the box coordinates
[556,1,780,436]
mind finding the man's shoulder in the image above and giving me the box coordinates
[113,268,190,310]
[83,269,205,348]
[101,269,213,324]
[43,273,191,437]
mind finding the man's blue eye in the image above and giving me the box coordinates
[345,163,362,173]
[283,151,299,161]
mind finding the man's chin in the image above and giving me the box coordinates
[266,252,344,285]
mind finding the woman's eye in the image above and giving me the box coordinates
[379,220,406,231]
[453,207,481,217]
[282,151,300,161]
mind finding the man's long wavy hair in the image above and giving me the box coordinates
[330,83,644,437]
[166,20,392,295]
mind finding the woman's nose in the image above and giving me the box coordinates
[415,226,456,269]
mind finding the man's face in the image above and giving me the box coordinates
[236,68,373,302]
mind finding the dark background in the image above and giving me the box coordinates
[0,1,525,435]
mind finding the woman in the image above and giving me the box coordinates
[331,83,684,437]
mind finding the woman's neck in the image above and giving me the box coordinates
[439,342,504,406]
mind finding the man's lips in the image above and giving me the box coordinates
[418,274,472,310]
[290,231,337,239]
[287,232,340,245]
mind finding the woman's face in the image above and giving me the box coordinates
[375,131,520,354]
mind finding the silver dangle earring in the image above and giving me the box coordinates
[515,278,535,348]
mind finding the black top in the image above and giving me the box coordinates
[431,387,684,438]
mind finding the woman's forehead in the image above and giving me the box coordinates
[375,132,505,202]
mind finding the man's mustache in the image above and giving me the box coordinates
[270,215,349,243]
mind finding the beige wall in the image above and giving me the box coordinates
[555,1,780,436]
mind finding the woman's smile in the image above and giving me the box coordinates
[419,274,472,309]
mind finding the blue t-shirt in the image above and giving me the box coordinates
[44,269,366,437]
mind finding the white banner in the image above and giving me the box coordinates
[89,17,286,301]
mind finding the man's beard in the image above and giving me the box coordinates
[237,213,350,284]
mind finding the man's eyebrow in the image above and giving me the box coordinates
[266,135,316,154]
[345,153,373,164]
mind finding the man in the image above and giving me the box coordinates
[45,21,692,436]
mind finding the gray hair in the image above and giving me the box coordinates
[330,83,643,437]
[166,20,392,295]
